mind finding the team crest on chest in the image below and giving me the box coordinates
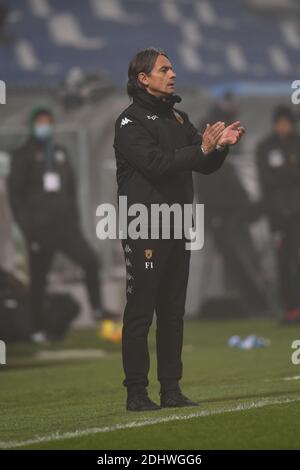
[173,110,184,124]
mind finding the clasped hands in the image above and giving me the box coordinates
[201,121,245,155]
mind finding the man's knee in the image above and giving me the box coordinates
[123,309,154,337]
[156,314,184,330]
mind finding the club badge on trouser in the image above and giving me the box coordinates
[144,249,154,269]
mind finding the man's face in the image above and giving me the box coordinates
[138,54,176,97]
[35,114,52,126]
[274,117,294,138]
[33,113,54,140]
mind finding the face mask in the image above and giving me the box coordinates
[33,124,53,140]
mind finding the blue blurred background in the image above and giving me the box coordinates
[1,0,300,338]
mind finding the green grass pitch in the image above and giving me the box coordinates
[1,318,300,450]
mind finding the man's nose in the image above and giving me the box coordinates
[170,70,176,79]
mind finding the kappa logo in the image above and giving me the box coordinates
[125,258,132,267]
[120,117,132,128]
[127,285,133,294]
[124,244,132,254]
[126,273,134,281]
[147,114,159,121]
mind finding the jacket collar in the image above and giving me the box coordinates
[132,88,182,114]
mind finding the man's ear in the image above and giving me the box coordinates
[137,72,149,87]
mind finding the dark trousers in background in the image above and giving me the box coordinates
[211,215,267,315]
[276,216,300,311]
[121,237,190,393]
[27,223,100,332]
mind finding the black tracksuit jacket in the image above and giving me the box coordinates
[114,89,229,391]
[256,132,300,229]
[8,137,79,239]
[114,88,229,221]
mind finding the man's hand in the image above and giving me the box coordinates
[201,121,225,155]
[217,121,245,147]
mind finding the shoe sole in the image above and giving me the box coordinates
[127,406,161,412]
[160,403,198,408]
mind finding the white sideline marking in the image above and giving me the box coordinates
[282,375,300,381]
[0,396,299,449]
[35,349,107,361]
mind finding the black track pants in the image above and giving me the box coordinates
[28,224,101,332]
[121,237,191,392]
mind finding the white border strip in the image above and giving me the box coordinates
[1,396,299,449]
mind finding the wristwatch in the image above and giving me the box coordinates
[216,144,227,151]
[201,145,209,155]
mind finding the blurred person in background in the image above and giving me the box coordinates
[7,106,113,343]
[0,151,14,272]
[199,91,238,129]
[198,91,240,155]
[256,106,300,323]
[196,91,266,316]
[195,161,267,317]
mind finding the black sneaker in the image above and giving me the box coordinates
[160,390,198,408]
[127,392,161,412]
